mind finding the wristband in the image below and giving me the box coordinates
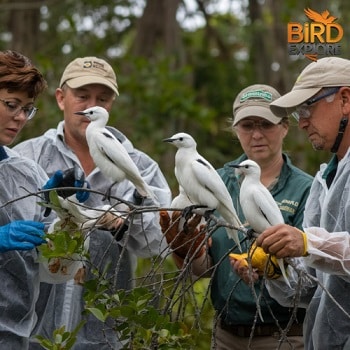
[298,230,308,256]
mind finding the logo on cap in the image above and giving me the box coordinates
[240,90,272,103]
[83,61,92,68]
[82,60,106,72]
[287,8,343,61]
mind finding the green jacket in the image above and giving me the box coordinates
[209,153,313,326]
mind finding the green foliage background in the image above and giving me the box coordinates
[4,0,347,181]
[1,0,349,348]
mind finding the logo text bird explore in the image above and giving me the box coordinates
[287,8,343,61]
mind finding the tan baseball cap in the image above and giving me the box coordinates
[59,57,119,95]
[232,84,284,126]
[270,57,350,117]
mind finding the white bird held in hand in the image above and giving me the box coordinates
[231,159,290,286]
[164,132,243,251]
[75,106,155,202]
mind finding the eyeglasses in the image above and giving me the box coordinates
[294,87,340,121]
[0,98,38,120]
[234,120,281,134]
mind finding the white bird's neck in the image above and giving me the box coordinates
[175,146,198,162]
[64,126,96,176]
[259,156,284,188]
[90,119,107,129]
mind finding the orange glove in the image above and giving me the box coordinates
[159,210,206,259]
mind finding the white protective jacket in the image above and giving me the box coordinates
[266,149,350,350]
[14,122,172,350]
[0,147,51,349]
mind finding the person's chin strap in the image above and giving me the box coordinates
[331,117,349,153]
[0,146,9,161]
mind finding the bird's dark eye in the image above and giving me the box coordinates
[179,137,183,141]
[88,111,93,115]
[245,165,249,169]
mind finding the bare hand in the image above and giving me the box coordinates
[229,257,259,284]
[97,212,125,231]
[256,224,305,258]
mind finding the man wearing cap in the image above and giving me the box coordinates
[14,57,171,349]
[255,57,350,349]
[161,84,312,349]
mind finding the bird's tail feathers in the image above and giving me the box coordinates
[136,184,158,205]
[277,259,291,288]
[226,228,242,252]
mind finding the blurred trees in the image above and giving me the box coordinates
[1,0,346,182]
[1,1,349,348]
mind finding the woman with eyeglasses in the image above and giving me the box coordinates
[211,84,313,349]
[0,50,49,349]
[162,84,313,349]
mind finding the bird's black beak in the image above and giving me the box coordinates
[163,137,174,143]
[229,164,241,168]
[74,111,91,121]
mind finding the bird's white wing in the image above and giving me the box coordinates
[171,186,193,209]
[252,186,284,227]
[92,129,154,198]
[95,130,139,173]
[190,158,242,250]
[251,187,290,287]
[239,176,290,286]
[192,159,240,222]
[190,158,230,205]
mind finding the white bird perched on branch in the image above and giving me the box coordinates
[231,159,290,286]
[164,132,243,251]
[170,185,207,232]
[75,106,156,202]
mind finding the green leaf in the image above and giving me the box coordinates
[85,307,108,322]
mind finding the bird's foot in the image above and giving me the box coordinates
[44,206,52,217]
[203,208,215,221]
[180,205,207,234]
[133,189,144,205]
[102,182,117,202]
[182,204,208,220]
[245,228,259,239]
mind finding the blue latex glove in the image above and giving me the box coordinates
[43,170,64,190]
[42,168,90,217]
[43,168,90,203]
[74,178,90,203]
[0,220,45,252]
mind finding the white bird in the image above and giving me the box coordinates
[171,185,191,210]
[40,191,124,284]
[39,193,91,284]
[231,159,290,286]
[75,106,155,202]
[170,185,207,231]
[164,132,243,251]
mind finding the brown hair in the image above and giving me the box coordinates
[0,50,47,99]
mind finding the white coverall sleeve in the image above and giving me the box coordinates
[303,227,350,279]
[264,258,318,308]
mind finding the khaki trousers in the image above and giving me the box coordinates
[211,323,304,350]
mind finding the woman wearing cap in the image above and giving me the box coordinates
[161,84,313,349]
[255,57,350,349]
[211,84,313,349]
